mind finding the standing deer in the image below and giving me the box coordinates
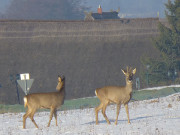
[95,67,136,125]
[23,75,65,129]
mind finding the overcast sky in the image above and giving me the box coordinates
[0,0,11,13]
[0,0,169,18]
[85,0,168,18]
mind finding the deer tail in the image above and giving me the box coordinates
[24,96,28,108]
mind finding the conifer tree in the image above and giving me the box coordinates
[142,0,180,86]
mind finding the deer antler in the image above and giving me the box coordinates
[95,67,136,125]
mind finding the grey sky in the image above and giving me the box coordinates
[0,0,169,18]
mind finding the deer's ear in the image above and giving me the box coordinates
[132,68,136,74]
[121,69,126,75]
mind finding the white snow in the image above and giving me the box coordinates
[0,93,180,135]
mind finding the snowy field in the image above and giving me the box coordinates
[0,93,179,135]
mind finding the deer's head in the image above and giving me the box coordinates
[122,67,136,84]
[56,75,65,91]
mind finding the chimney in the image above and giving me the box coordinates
[97,5,102,14]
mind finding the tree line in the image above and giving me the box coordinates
[141,0,180,86]
[0,0,88,20]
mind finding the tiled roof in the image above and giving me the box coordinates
[91,12,119,20]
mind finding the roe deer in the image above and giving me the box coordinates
[23,75,65,129]
[95,67,136,125]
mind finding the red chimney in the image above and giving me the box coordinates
[97,5,102,14]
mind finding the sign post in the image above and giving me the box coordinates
[17,73,34,95]
[10,74,21,104]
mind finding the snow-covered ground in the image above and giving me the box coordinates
[0,93,179,135]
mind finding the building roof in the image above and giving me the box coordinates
[91,11,119,20]
[84,5,120,21]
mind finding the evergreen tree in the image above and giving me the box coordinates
[141,0,180,86]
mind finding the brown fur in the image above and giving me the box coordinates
[95,67,136,125]
[23,76,65,129]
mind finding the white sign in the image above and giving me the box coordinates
[20,73,30,80]
[17,79,34,95]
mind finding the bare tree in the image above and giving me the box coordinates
[5,0,88,20]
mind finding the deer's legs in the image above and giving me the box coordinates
[95,102,103,125]
[102,101,110,124]
[29,109,38,128]
[23,109,32,129]
[124,104,131,124]
[115,104,121,125]
[53,109,58,126]
[48,107,55,127]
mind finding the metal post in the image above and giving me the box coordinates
[23,74,27,95]
[146,72,149,87]
[136,78,140,90]
[15,80,20,104]
[25,80,27,95]
[17,73,34,96]
[10,74,20,104]
[146,65,150,87]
